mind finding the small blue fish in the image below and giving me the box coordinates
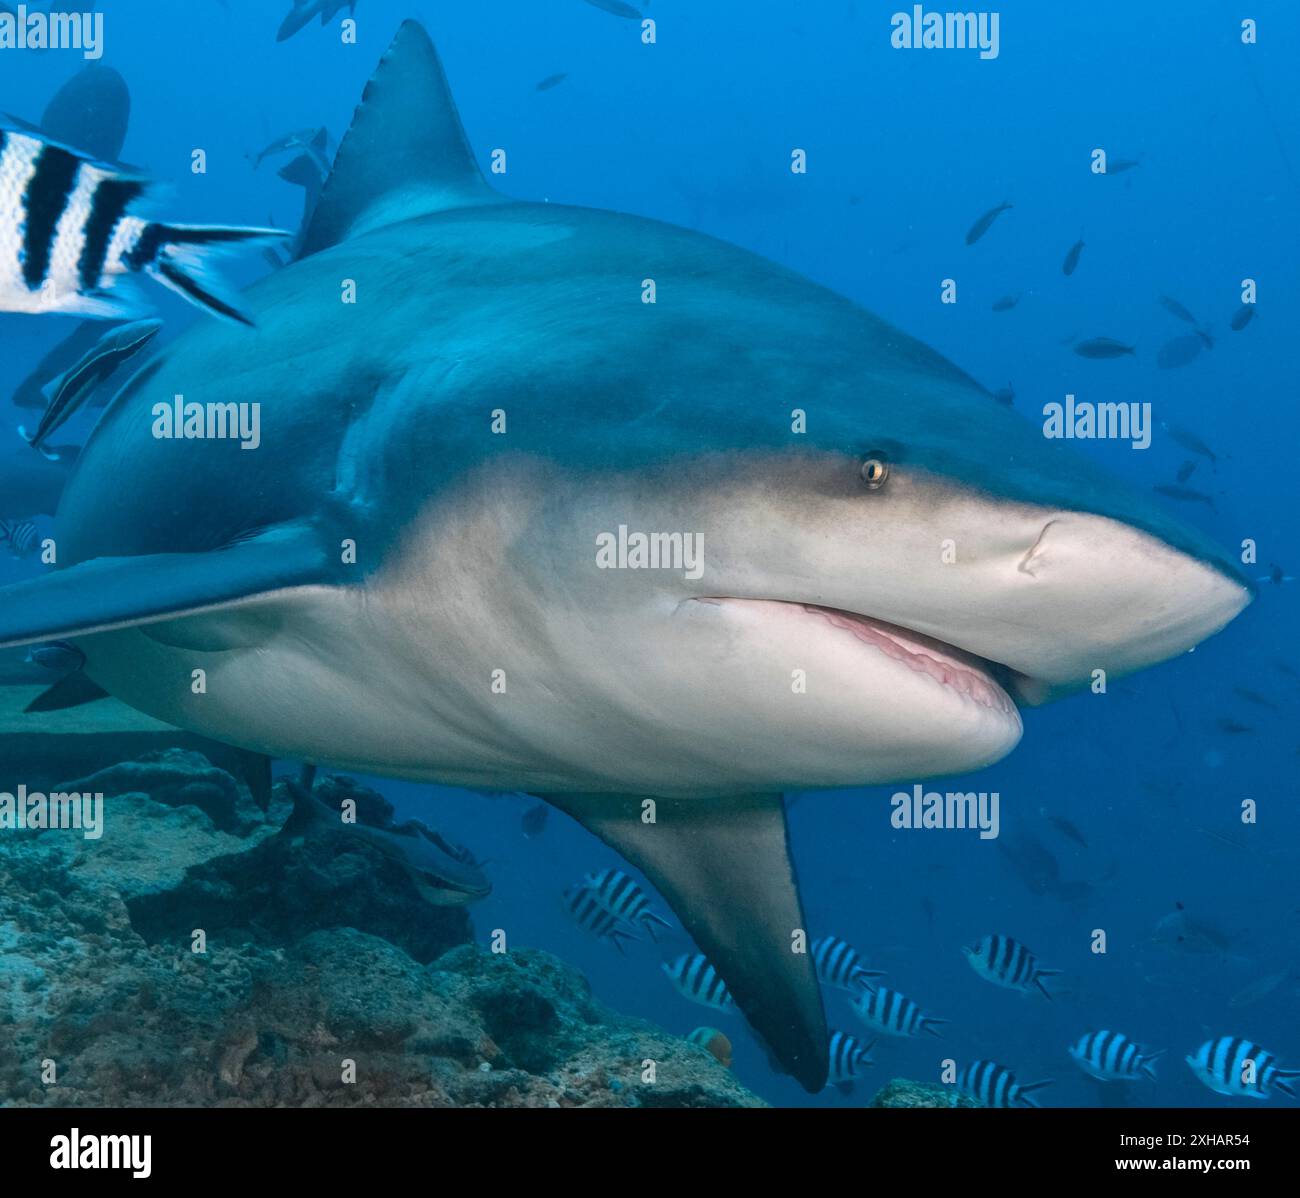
[965,200,1012,246]
[1062,237,1084,276]
[1230,304,1256,331]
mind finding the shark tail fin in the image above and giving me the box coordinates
[543,791,829,1092]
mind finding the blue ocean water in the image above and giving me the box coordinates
[1,1,1296,1109]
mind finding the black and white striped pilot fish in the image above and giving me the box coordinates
[0,126,286,324]
[963,933,1061,999]
[662,953,736,1013]
[1069,1030,1162,1082]
[583,868,673,941]
[957,1060,1054,1108]
[561,884,636,953]
[852,985,947,1038]
[1185,1037,1300,1100]
[812,934,885,995]
[827,1030,876,1088]
[0,519,39,557]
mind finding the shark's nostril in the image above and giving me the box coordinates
[1017,519,1059,578]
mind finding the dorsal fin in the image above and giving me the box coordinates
[299,21,497,259]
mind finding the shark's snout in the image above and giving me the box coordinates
[974,511,1252,705]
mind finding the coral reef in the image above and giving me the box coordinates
[0,751,759,1107]
[870,1078,981,1108]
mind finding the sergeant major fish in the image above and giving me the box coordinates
[827,1030,876,1090]
[663,953,736,1012]
[812,934,885,995]
[0,125,285,323]
[1185,1037,1300,1100]
[0,519,39,557]
[583,867,673,941]
[852,985,947,1037]
[1069,1030,1162,1081]
[963,933,1061,999]
[562,882,638,952]
[957,1060,1053,1108]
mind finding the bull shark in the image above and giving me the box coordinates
[0,22,1251,1091]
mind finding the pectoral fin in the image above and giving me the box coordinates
[543,791,828,1092]
[0,523,337,651]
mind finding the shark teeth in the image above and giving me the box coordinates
[801,605,1017,717]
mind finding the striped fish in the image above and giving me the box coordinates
[0,519,39,557]
[0,126,286,324]
[963,934,1060,999]
[851,985,947,1038]
[1185,1037,1300,1100]
[1069,1030,1162,1082]
[827,1030,876,1088]
[812,935,885,995]
[662,953,735,1013]
[958,1060,1054,1108]
[561,884,636,953]
[583,868,672,940]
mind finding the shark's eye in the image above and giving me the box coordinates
[860,454,890,489]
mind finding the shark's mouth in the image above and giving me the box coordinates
[698,597,1018,718]
[798,604,1017,716]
